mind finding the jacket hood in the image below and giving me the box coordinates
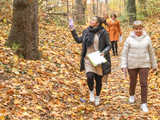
[129,31,148,39]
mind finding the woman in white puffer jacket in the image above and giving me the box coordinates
[121,20,157,112]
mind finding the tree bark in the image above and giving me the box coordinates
[7,0,40,60]
[105,0,108,12]
[74,0,86,25]
[92,0,96,16]
[99,1,103,16]
[96,0,99,16]
[127,0,136,24]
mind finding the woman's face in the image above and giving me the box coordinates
[90,17,99,27]
[134,26,143,37]
[111,15,116,20]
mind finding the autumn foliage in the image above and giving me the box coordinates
[0,0,160,120]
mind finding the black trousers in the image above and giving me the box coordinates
[86,72,102,96]
[111,41,118,55]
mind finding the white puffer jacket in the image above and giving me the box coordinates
[121,31,157,69]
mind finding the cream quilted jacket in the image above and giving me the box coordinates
[121,31,157,69]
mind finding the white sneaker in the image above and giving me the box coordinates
[141,103,149,112]
[89,90,95,102]
[129,96,135,103]
[95,96,100,106]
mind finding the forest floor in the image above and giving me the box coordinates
[0,14,160,120]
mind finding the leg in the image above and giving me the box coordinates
[95,74,102,96]
[139,68,149,103]
[94,74,102,106]
[128,69,139,96]
[86,72,95,102]
[86,72,95,91]
[115,41,118,55]
[111,41,115,56]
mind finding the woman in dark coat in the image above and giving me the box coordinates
[70,16,111,106]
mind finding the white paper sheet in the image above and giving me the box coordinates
[87,51,107,67]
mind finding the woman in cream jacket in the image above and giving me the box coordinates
[121,21,157,112]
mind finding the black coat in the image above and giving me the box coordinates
[71,27,111,75]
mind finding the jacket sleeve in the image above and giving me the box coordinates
[102,31,111,54]
[71,29,85,44]
[120,38,129,68]
[117,21,122,35]
[148,38,158,69]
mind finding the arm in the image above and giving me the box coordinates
[148,38,158,69]
[102,31,111,54]
[71,29,86,44]
[117,21,122,36]
[120,38,129,68]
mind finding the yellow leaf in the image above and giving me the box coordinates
[3,18,7,23]
[32,118,40,120]
[14,99,21,104]
[80,116,84,120]
[86,105,95,111]
[0,114,5,120]
[23,112,30,116]
[27,69,33,76]
[13,55,19,63]
[36,105,43,111]
[152,115,159,120]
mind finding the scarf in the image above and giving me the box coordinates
[85,25,103,47]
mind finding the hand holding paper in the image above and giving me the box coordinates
[87,51,107,67]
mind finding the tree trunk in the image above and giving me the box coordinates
[74,0,86,24]
[105,0,108,12]
[7,0,39,60]
[139,0,148,17]
[96,0,99,16]
[92,0,96,15]
[99,1,103,16]
[127,0,136,24]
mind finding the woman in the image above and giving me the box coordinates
[108,14,122,56]
[70,16,111,106]
[121,20,157,112]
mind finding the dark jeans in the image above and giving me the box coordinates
[111,41,118,55]
[86,72,102,96]
[128,68,149,103]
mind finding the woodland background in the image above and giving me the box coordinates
[0,0,160,120]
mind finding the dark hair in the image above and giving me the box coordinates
[111,14,117,18]
[95,16,103,26]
